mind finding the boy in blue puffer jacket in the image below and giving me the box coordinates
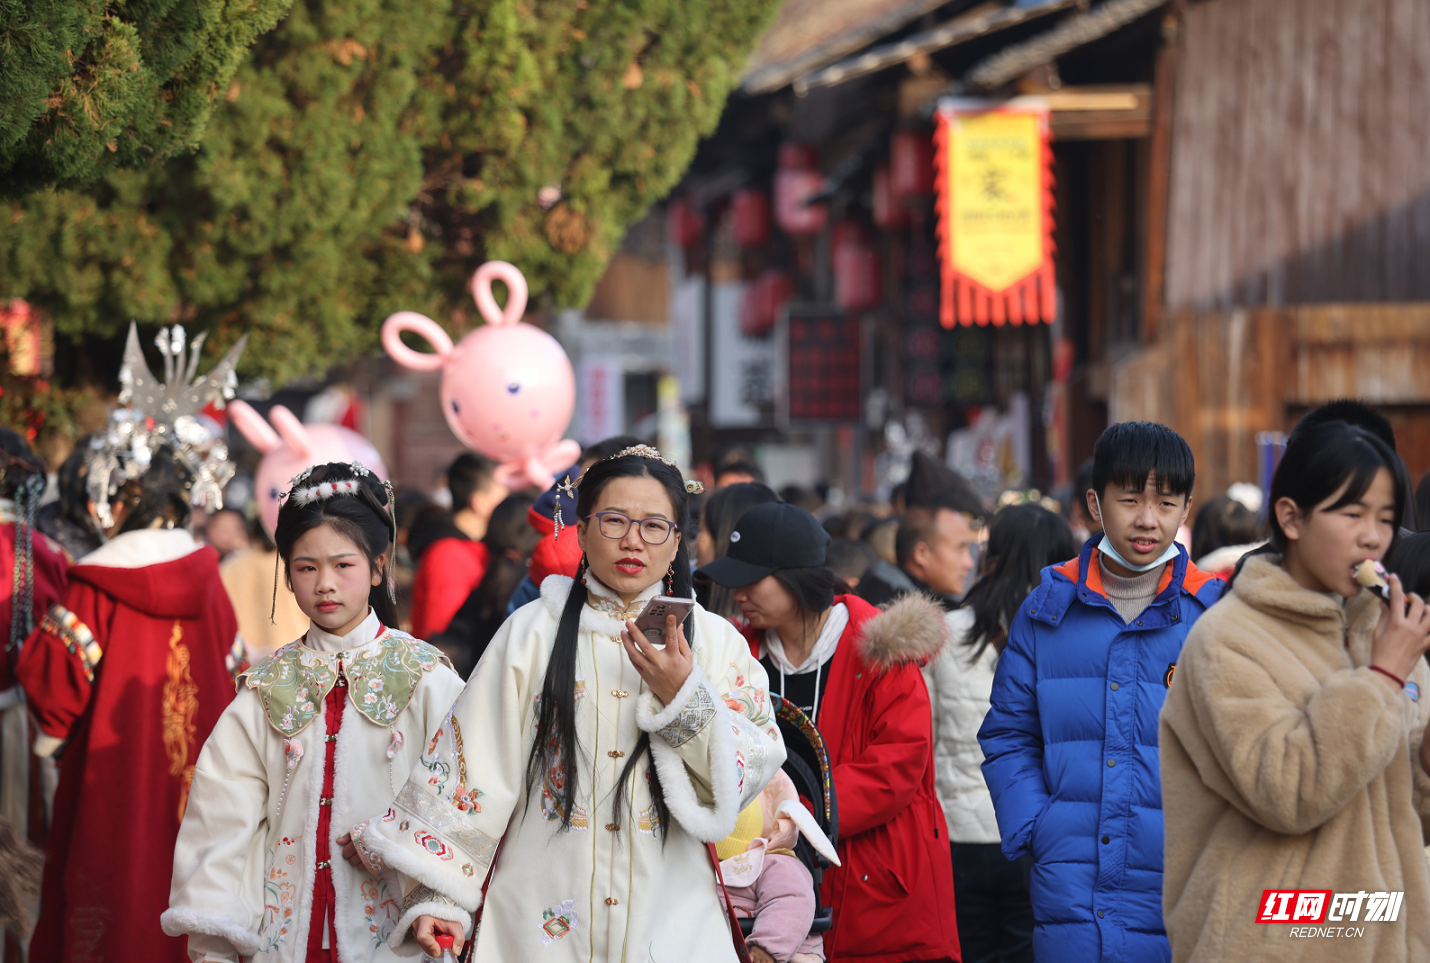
[979,422,1223,963]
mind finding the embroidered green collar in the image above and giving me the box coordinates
[240,629,452,737]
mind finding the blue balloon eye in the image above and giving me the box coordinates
[506,383,520,395]
[269,486,280,499]
[451,400,461,415]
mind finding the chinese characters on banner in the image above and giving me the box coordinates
[710,281,774,427]
[935,104,1056,328]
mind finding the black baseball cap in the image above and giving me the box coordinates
[698,502,831,587]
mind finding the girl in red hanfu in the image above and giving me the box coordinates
[164,463,466,963]
[17,322,248,963]
[17,446,245,963]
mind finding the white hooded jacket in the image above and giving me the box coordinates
[922,607,1001,844]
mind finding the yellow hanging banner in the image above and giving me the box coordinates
[936,106,1055,327]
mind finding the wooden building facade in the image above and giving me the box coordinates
[1112,0,1430,501]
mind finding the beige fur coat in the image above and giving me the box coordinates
[1160,554,1430,962]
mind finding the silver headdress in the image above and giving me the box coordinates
[87,323,248,532]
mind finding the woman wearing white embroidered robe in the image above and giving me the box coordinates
[163,464,467,962]
[353,447,785,961]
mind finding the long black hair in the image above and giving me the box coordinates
[116,446,193,533]
[272,462,398,627]
[1228,421,1408,590]
[959,504,1076,661]
[700,482,779,618]
[526,452,695,837]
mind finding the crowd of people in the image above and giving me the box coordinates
[2,380,1430,963]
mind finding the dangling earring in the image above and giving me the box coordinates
[577,553,589,585]
[665,562,675,596]
[554,475,578,541]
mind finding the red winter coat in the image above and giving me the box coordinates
[410,536,490,638]
[16,529,242,963]
[747,594,961,963]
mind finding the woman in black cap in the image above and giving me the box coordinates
[699,501,961,963]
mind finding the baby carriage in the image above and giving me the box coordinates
[733,694,839,940]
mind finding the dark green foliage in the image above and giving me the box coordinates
[2,0,446,387]
[0,0,779,407]
[417,0,780,307]
[0,0,296,193]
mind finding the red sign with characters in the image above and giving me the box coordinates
[785,310,861,422]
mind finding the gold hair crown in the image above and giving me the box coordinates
[605,445,705,494]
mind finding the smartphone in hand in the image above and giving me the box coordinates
[632,596,696,645]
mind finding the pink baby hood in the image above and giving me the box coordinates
[380,261,580,490]
[228,400,388,537]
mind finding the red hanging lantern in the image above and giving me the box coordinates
[739,270,795,337]
[833,223,880,312]
[872,163,911,230]
[731,189,771,247]
[667,196,704,248]
[890,128,935,200]
[774,143,827,236]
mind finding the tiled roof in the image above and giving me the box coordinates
[742,0,951,94]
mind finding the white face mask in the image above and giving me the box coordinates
[1093,493,1181,573]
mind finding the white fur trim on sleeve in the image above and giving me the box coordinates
[159,907,262,957]
[634,664,709,737]
[357,814,488,911]
[387,895,472,953]
[645,696,742,843]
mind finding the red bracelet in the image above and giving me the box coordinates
[1369,665,1406,688]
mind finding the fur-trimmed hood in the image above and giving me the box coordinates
[856,593,950,671]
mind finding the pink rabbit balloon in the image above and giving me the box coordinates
[228,400,388,538]
[381,261,579,490]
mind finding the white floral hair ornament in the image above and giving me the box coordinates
[291,477,363,505]
[271,462,399,621]
[87,323,247,534]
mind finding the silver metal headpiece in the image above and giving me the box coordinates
[87,323,248,532]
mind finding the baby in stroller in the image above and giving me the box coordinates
[715,770,841,963]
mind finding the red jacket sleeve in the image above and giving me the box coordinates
[830,662,935,839]
[17,587,113,746]
[410,538,489,639]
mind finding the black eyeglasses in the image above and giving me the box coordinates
[584,512,679,545]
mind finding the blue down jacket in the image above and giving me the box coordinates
[978,539,1223,963]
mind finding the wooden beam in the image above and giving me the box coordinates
[1142,10,1182,343]
[1045,85,1154,141]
